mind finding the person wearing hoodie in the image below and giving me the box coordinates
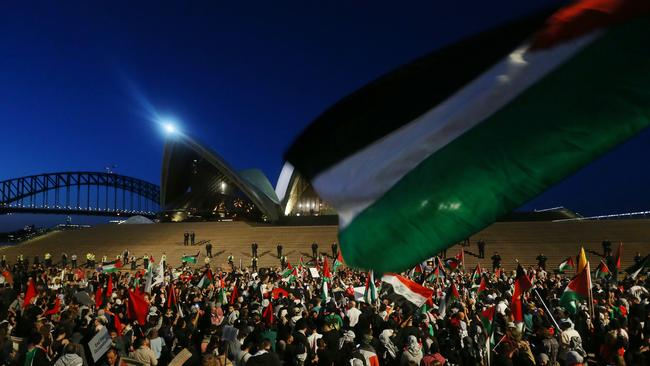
[54,343,84,366]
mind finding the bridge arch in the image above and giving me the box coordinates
[0,172,160,217]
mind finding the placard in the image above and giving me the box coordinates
[169,348,192,366]
[88,327,112,362]
[309,267,320,278]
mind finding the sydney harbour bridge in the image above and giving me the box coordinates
[0,172,160,218]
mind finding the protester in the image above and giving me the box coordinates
[0,245,648,366]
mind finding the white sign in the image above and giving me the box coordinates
[88,327,112,362]
[309,268,320,278]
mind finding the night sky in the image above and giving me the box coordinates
[2,1,650,231]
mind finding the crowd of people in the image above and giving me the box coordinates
[0,243,648,366]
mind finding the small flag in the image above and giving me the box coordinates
[472,263,482,283]
[480,305,496,335]
[558,256,575,273]
[332,251,344,272]
[363,271,378,305]
[101,259,122,273]
[626,254,649,279]
[577,247,588,274]
[181,252,200,264]
[613,242,623,269]
[23,279,37,308]
[594,260,611,279]
[477,276,487,296]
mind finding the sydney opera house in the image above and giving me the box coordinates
[160,133,335,223]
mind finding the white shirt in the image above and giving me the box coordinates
[346,307,362,327]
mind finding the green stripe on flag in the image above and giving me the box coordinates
[340,19,650,272]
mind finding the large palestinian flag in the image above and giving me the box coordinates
[285,0,650,272]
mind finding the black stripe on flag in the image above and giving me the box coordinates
[285,9,556,180]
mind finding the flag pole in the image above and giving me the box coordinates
[533,288,560,331]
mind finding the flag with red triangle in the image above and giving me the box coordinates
[613,242,623,269]
[558,256,575,273]
[477,276,488,296]
[472,263,482,283]
[480,305,496,335]
[167,283,177,309]
[594,260,611,279]
[332,250,344,272]
[561,261,592,313]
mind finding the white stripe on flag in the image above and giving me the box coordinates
[312,34,599,228]
[381,274,429,307]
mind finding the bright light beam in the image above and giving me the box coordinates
[163,122,177,134]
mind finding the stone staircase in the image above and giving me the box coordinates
[1,219,648,272]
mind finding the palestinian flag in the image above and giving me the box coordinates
[511,264,533,323]
[626,254,650,279]
[438,283,461,317]
[218,287,228,304]
[197,269,214,288]
[613,242,623,269]
[166,283,177,309]
[594,260,611,279]
[101,259,122,273]
[332,251,344,272]
[477,276,488,296]
[363,271,378,304]
[380,273,434,308]
[472,264,482,283]
[282,267,298,283]
[558,256,575,273]
[445,257,461,271]
[285,0,650,272]
[181,252,200,264]
[480,305,496,335]
[427,264,445,282]
[560,261,592,313]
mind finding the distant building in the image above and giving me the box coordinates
[160,133,334,223]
